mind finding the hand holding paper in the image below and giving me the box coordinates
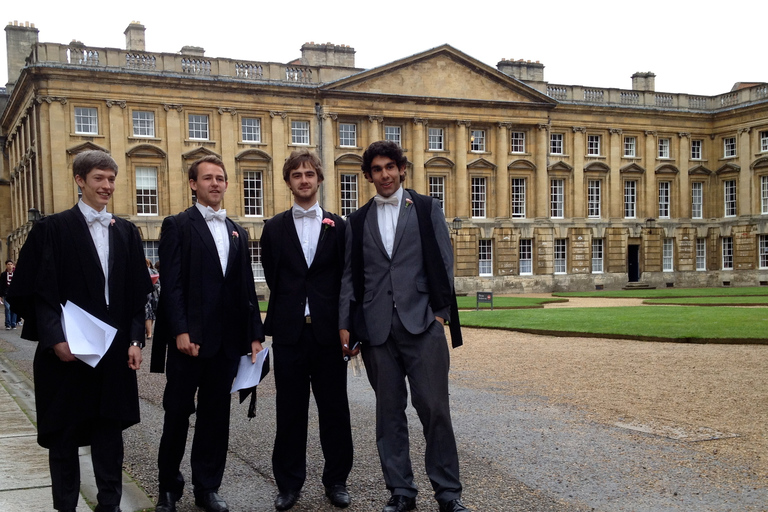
[231,346,270,393]
[60,301,117,368]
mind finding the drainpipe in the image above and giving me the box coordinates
[315,102,324,207]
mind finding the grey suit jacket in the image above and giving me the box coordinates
[339,189,453,346]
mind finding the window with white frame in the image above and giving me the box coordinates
[722,237,733,269]
[248,241,266,282]
[519,239,533,275]
[588,179,601,218]
[75,107,98,135]
[291,121,310,145]
[761,175,768,214]
[658,138,670,159]
[429,176,445,213]
[624,180,637,219]
[551,179,564,218]
[554,239,567,274]
[132,110,155,137]
[761,131,768,153]
[188,114,209,140]
[143,241,160,265]
[470,130,486,152]
[428,128,444,150]
[723,136,736,158]
[340,174,358,216]
[691,139,703,160]
[339,123,357,147]
[550,133,564,155]
[511,178,526,218]
[511,132,526,153]
[760,235,768,268]
[691,182,703,219]
[623,136,636,157]
[587,135,601,156]
[243,171,263,217]
[241,117,261,142]
[724,179,737,217]
[663,238,674,272]
[384,125,401,146]
[136,167,158,216]
[479,239,493,276]
[471,177,487,218]
[591,238,604,273]
[658,181,670,218]
[696,238,706,271]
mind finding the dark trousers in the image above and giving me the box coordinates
[362,313,462,503]
[157,346,238,496]
[272,324,353,492]
[48,418,124,510]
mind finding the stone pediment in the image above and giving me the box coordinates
[236,149,271,162]
[547,161,573,173]
[750,156,768,171]
[322,45,556,106]
[182,147,220,161]
[688,164,712,175]
[425,156,455,169]
[127,144,166,159]
[67,141,109,155]
[335,153,363,166]
[509,159,536,171]
[655,163,679,174]
[467,157,496,170]
[620,162,645,174]
[716,162,740,175]
[584,161,610,173]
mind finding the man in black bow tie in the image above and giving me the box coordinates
[261,149,353,510]
[151,155,264,512]
[8,150,152,512]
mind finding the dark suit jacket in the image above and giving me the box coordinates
[8,205,151,447]
[339,189,454,346]
[151,205,263,372]
[262,208,346,346]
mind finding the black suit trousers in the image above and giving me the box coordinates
[157,345,238,495]
[272,325,353,492]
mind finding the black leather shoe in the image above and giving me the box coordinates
[194,491,229,512]
[274,490,300,510]
[94,506,121,512]
[439,498,470,512]
[382,495,416,512]
[155,491,179,512]
[325,484,350,508]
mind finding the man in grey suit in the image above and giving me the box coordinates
[339,141,469,512]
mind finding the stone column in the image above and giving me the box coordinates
[163,103,185,214]
[572,127,586,218]
[677,132,691,219]
[455,121,470,218]
[268,111,288,214]
[411,118,427,195]
[496,123,511,219]
[609,129,623,219]
[738,127,751,215]
[320,113,337,212]
[368,115,382,147]
[106,100,128,214]
[218,107,238,215]
[644,131,657,219]
[535,124,549,219]
[44,97,71,212]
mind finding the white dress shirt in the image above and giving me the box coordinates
[196,202,230,275]
[292,202,322,316]
[78,200,111,305]
[375,186,404,258]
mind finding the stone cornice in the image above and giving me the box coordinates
[163,104,183,112]
[35,95,67,105]
[105,99,127,109]
[368,115,383,123]
[269,111,287,119]
[217,107,237,116]
[572,126,586,133]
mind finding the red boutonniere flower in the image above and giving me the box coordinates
[110,218,116,226]
[321,217,335,240]
[405,198,413,208]
[231,230,239,241]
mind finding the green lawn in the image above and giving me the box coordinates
[459,306,768,343]
[552,286,768,298]
[456,296,566,309]
[643,296,768,305]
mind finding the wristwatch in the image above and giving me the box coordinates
[130,341,142,348]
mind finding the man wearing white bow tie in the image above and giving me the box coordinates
[151,155,264,512]
[8,150,152,512]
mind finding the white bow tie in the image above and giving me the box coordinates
[293,208,317,219]
[374,195,398,207]
[85,210,112,227]
[204,207,227,222]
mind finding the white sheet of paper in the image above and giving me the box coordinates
[231,347,269,393]
[60,301,117,368]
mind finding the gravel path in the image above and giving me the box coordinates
[3,298,767,511]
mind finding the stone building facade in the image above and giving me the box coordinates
[2,21,768,294]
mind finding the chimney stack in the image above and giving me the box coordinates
[497,58,545,82]
[631,72,656,91]
[5,21,39,92]
[124,21,146,52]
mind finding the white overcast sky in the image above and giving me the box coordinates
[3,0,766,97]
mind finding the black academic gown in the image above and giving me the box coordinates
[8,206,151,448]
